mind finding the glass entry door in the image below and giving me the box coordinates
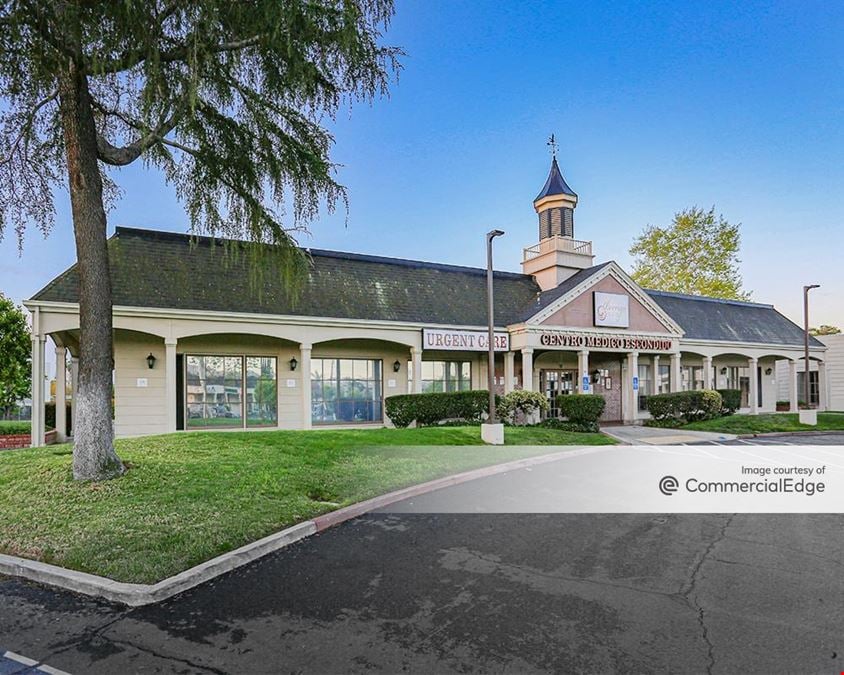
[542,369,578,418]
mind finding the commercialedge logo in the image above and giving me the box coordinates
[659,475,826,497]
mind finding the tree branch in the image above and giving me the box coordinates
[94,104,184,166]
[90,34,262,75]
[0,89,59,166]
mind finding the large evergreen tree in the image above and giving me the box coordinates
[629,207,750,301]
[0,1,399,480]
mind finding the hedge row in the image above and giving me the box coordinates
[645,390,722,423]
[385,390,496,428]
[716,389,741,415]
[556,394,606,425]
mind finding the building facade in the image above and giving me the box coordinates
[25,159,828,443]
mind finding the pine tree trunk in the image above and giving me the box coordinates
[58,62,123,481]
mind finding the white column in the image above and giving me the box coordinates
[504,351,515,394]
[789,360,799,412]
[748,357,758,415]
[577,350,590,394]
[818,361,828,411]
[652,356,660,394]
[521,348,534,392]
[70,356,79,438]
[702,356,713,390]
[411,347,423,394]
[164,338,178,432]
[55,346,67,442]
[30,335,44,447]
[626,351,639,422]
[300,344,312,430]
[670,353,682,393]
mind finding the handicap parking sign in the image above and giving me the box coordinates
[632,376,639,391]
[582,375,590,391]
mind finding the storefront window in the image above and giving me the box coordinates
[408,360,472,393]
[682,366,705,390]
[657,365,671,394]
[246,357,277,427]
[638,364,651,411]
[185,355,244,428]
[311,358,383,424]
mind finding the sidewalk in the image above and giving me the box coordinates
[601,424,736,445]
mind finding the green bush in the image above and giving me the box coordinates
[0,420,30,435]
[645,390,723,423]
[538,417,598,433]
[717,389,741,415]
[385,390,496,428]
[556,394,606,425]
[498,390,549,425]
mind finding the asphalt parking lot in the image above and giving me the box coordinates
[1,434,843,674]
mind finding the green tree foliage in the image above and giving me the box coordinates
[629,207,750,301]
[0,293,31,415]
[0,1,399,479]
[809,325,841,336]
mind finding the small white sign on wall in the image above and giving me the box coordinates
[387,379,397,388]
[594,292,630,328]
[286,379,296,388]
[136,378,148,388]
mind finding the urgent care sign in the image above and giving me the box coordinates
[423,328,510,352]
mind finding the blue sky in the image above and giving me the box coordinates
[2,0,842,329]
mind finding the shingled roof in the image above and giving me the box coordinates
[646,290,823,348]
[30,227,542,327]
[30,227,818,348]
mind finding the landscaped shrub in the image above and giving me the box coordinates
[556,394,606,426]
[539,417,599,433]
[385,390,496,428]
[0,421,30,436]
[645,390,723,424]
[498,390,549,425]
[717,389,741,415]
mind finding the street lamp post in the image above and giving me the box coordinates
[803,284,820,412]
[484,229,505,442]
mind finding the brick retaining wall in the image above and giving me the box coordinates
[0,429,57,449]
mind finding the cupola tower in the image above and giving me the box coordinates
[521,138,595,290]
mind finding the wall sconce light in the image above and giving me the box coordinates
[289,357,298,371]
[765,367,773,375]
[146,353,156,369]
[720,367,728,375]
[393,360,401,373]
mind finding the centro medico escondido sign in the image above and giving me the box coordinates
[423,329,509,352]
[539,332,673,352]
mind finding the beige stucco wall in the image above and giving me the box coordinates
[114,330,168,437]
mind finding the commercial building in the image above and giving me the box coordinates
[25,158,828,443]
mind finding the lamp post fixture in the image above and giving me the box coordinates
[803,284,820,410]
[485,229,505,429]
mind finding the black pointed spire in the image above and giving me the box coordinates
[535,156,577,202]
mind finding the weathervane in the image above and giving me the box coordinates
[547,133,558,159]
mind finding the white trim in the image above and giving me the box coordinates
[24,300,509,333]
[523,262,684,335]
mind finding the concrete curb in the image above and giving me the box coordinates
[0,446,610,607]
[737,429,844,439]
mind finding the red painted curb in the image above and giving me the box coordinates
[311,447,609,532]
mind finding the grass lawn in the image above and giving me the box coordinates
[0,425,613,584]
[683,412,844,434]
